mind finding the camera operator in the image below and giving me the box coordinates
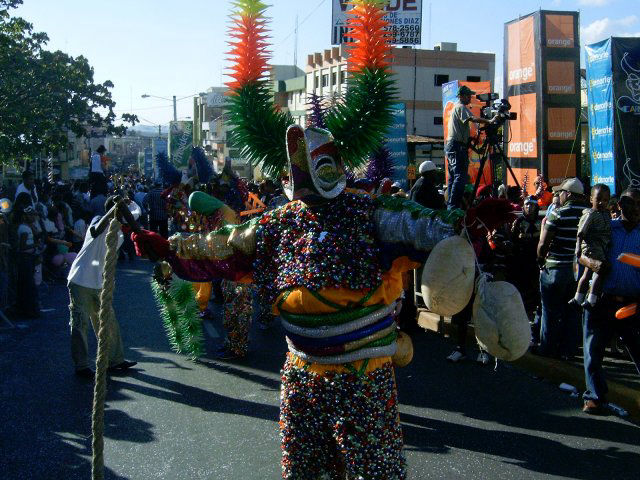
[445,86,497,210]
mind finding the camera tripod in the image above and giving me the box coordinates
[470,126,520,199]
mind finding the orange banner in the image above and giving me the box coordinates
[508,167,538,190]
[547,154,576,186]
[547,108,577,141]
[545,14,575,48]
[508,93,538,158]
[507,16,536,86]
[546,61,576,95]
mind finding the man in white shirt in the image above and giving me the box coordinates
[67,195,137,378]
[14,170,38,206]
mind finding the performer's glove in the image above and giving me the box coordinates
[131,229,170,261]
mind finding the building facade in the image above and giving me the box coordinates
[306,43,495,138]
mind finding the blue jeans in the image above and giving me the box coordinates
[583,298,640,404]
[445,140,469,209]
[539,266,579,357]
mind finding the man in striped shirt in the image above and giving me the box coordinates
[579,188,640,414]
[536,178,586,358]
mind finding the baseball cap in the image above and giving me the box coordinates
[419,161,436,174]
[457,85,476,97]
[552,177,584,195]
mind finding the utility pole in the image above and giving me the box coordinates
[172,95,177,123]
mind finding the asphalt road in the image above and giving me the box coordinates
[1,261,639,479]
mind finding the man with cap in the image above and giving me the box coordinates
[410,160,444,209]
[536,177,586,358]
[445,86,496,210]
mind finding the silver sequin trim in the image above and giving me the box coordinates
[280,302,397,339]
[287,340,398,364]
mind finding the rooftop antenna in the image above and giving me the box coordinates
[294,14,299,68]
[428,2,432,49]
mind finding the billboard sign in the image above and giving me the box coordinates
[545,14,575,48]
[505,11,581,188]
[507,16,536,87]
[205,87,227,107]
[332,0,422,45]
[168,121,193,168]
[585,39,616,193]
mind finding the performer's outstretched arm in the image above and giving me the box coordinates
[373,195,464,263]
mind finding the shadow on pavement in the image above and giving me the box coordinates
[109,371,279,422]
[401,411,640,480]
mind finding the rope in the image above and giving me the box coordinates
[91,216,121,480]
[565,119,583,178]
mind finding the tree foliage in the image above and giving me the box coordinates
[0,0,138,165]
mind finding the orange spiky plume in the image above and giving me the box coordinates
[346,0,393,73]
[226,0,271,90]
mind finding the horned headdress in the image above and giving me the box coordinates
[225,0,396,202]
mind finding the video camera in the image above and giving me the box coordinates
[476,93,517,124]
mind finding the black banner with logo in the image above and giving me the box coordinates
[612,37,640,192]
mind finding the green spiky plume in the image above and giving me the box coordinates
[151,278,204,360]
[226,83,293,178]
[324,68,397,169]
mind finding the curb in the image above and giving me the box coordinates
[417,310,640,420]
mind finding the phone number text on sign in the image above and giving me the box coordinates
[389,24,421,45]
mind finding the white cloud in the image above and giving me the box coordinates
[578,0,612,6]
[581,16,640,45]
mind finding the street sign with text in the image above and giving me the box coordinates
[332,0,422,46]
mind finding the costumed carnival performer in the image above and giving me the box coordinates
[158,147,254,359]
[130,1,489,477]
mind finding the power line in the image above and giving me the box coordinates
[276,0,327,46]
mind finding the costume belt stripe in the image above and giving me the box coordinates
[287,324,397,357]
[287,341,398,365]
[286,315,395,348]
[280,302,396,337]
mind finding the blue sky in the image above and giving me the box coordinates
[14,0,640,127]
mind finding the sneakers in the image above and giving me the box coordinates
[476,351,491,365]
[583,399,608,415]
[446,349,467,363]
[107,360,138,373]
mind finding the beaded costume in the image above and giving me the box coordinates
[134,1,464,477]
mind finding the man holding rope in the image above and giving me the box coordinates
[67,195,137,378]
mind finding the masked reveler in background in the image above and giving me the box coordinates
[130,1,514,478]
[157,147,253,360]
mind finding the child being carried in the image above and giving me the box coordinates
[569,184,611,309]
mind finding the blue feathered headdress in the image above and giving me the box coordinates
[191,147,213,184]
[156,151,181,186]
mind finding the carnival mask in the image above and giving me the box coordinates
[284,125,347,203]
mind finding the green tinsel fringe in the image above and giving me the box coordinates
[151,278,205,360]
[325,68,397,170]
[226,82,293,179]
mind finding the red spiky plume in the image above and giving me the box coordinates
[346,0,393,73]
[226,1,271,90]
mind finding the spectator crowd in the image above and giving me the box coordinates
[1,149,638,415]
